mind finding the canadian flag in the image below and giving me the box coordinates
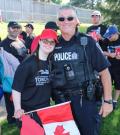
[37,102,80,135]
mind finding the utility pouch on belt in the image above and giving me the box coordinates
[86,81,95,101]
[95,79,103,101]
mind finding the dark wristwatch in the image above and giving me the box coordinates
[104,99,113,104]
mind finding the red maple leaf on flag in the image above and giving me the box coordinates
[54,125,70,135]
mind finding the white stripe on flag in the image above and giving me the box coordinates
[43,120,80,135]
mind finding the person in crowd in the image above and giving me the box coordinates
[0,21,27,124]
[45,21,59,32]
[103,25,120,109]
[30,21,59,53]
[24,23,35,53]
[50,5,113,135]
[12,29,57,125]
[86,10,108,51]
[18,25,27,43]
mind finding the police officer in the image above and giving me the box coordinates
[50,6,113,135]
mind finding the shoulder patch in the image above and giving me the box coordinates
[80,36,88,46]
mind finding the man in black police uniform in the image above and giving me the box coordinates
[51,6,113,135]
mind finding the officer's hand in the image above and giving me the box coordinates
[103,51,109,57]
[99,102,113,117]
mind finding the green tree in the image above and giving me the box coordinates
[51,0,62,4]
[97,0,120,29]
[70,0,96,9]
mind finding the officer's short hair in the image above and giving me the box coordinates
[57,5,78,18]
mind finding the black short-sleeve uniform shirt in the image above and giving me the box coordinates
[52,32,110,73]
[52,33,110,89]
[12,55,51,111]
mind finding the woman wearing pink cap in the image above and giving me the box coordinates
[12,29,57,124]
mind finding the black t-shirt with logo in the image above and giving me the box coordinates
[86,24,107,51]
[12,55,51,111]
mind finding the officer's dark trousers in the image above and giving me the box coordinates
[71,95,102,135]
[55,94,102,135]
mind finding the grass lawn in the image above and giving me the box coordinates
[100,100,120,135]
[0,101,120,135]
[0,120,19,135]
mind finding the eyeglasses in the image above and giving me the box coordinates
[42,39,55,46]
[91,15,100,17]
[58,16,74,22]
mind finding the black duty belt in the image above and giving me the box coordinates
[63,89,86,97]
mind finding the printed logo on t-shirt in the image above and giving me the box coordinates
[35,69,49,86]
[38,69,49,74]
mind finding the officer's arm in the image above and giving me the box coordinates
[99,68,113,117]
[99,68,112,100]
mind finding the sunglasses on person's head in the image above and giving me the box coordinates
[91,15,100,17]
[58,16,74,22]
